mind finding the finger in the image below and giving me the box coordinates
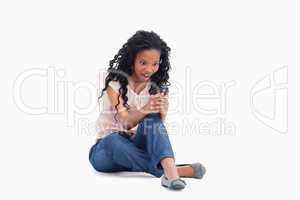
[152,99,162,104]
[159,99,166,104]
[153,102,162,107]
[154,95,162,100]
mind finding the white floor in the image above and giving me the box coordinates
[2,122,298,199]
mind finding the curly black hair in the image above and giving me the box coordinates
[98,30,171,121]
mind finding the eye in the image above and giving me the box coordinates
[153,63,159,67]
[139,60,146,65]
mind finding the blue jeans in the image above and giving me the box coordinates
[88,113,175,178]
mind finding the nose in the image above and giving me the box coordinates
[145,65,155,74]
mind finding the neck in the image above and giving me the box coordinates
[128,76,148,93]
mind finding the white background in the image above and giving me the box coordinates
[1,0,299,199]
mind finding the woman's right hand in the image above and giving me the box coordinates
[141,94,163,114]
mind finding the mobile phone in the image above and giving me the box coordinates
[149,84,169,95]
[159,85,169,95]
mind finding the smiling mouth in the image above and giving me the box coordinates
[143,74,151,79]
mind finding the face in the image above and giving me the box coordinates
[131,49,160,82]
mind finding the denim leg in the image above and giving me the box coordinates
[89,137,129,172]
[90,132,153,173]
[132,113,175,177]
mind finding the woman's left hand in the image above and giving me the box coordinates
[158,93,169,119]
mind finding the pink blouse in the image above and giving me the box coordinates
[95,80,151,139]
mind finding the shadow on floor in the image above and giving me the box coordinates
[93,170,157,179]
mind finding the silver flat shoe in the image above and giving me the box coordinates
[176,162,206,179]
[161,175,186,190]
